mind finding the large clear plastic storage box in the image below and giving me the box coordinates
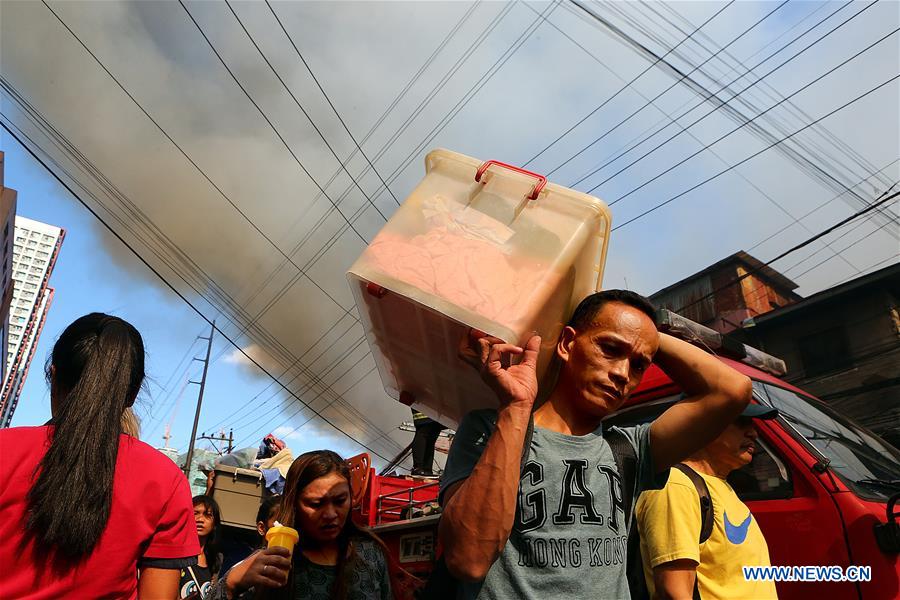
[348,149,611,428]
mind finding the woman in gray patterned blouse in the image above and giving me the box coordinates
[210,450,392,600]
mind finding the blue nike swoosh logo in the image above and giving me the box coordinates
[724,511,752,544]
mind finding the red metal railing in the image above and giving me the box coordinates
[374,480,440,525]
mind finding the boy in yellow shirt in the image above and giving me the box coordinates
[635,404,779,599]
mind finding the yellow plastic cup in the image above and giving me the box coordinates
[265,525,299,555]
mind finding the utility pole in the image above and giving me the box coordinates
[197,428,233,456]
[182,320,215,477]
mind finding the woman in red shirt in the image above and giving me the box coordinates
[0,313,200,599]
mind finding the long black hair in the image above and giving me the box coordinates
[26,313,145,562]
[192,495,223,576]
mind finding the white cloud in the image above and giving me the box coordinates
[271,425,302,441]
[222,346,251,367]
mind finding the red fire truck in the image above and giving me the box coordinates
[349,310,900,600]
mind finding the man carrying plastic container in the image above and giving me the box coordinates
[438,290,752,599]
[635,404,779,600]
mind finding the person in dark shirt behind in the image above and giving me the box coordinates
[180,495,223,599]
[411,408,446,477]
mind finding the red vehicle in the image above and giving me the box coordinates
[350,311,900,600]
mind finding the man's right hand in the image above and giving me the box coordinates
[458,330,541,409]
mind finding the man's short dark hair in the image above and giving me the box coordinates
[567,289,658,331]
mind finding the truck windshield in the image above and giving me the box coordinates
[759,382,900,501]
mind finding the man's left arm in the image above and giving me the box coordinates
[653,560,698,600]
[136,567,181,599]
[649,333,751,472]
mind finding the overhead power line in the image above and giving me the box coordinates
[245,364,378,451]
[610,72,900,231]
[608,0,895,217]
[645,0,892,198]
[834,254,899,286]
[555,0,852,188]
[233,337,374,448]
[1,84,401,455]
[38,1,359,317]
[789,214,899,282]
[571,0,890,232]
[214,1,504,365]
[673,187,900,315]
[144,333,203,437]
[34,1,398,437]
[566,0,866,191]
[737,185,898,308]
[746,159,900,252]
[363,1,560,209]
[603,23,899,207]
[215,1,482,372]
[261,0,400,206]
[1,82,354,396]
[218,333,369,440]
[201,314,358,433]
[219,0,397,217]
[232,1,549,342]
[0,119,394,462]
[273,1,515,268]
[544,0,784,178]
[521,1,861,274]
[176,0,386,229]
[521,0,736,169]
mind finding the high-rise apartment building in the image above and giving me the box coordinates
[0,216,64,427]
[0,152,19,402]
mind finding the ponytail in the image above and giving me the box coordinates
[27,313,145,562]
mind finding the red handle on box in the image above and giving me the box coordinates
[475,160,547,201]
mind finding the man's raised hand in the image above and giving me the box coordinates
[458,329,541,409]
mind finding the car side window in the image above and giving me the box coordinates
[727,437,792,501]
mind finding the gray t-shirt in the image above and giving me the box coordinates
[439,409,668,600]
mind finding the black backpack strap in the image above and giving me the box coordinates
[673,464,715,544]
[606,428,643,600]
[606,428,638,522]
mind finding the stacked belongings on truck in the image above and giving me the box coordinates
[207,434,294,532]
[255,433,293,495]
[177,448,219,496]
[211,433,294,496]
